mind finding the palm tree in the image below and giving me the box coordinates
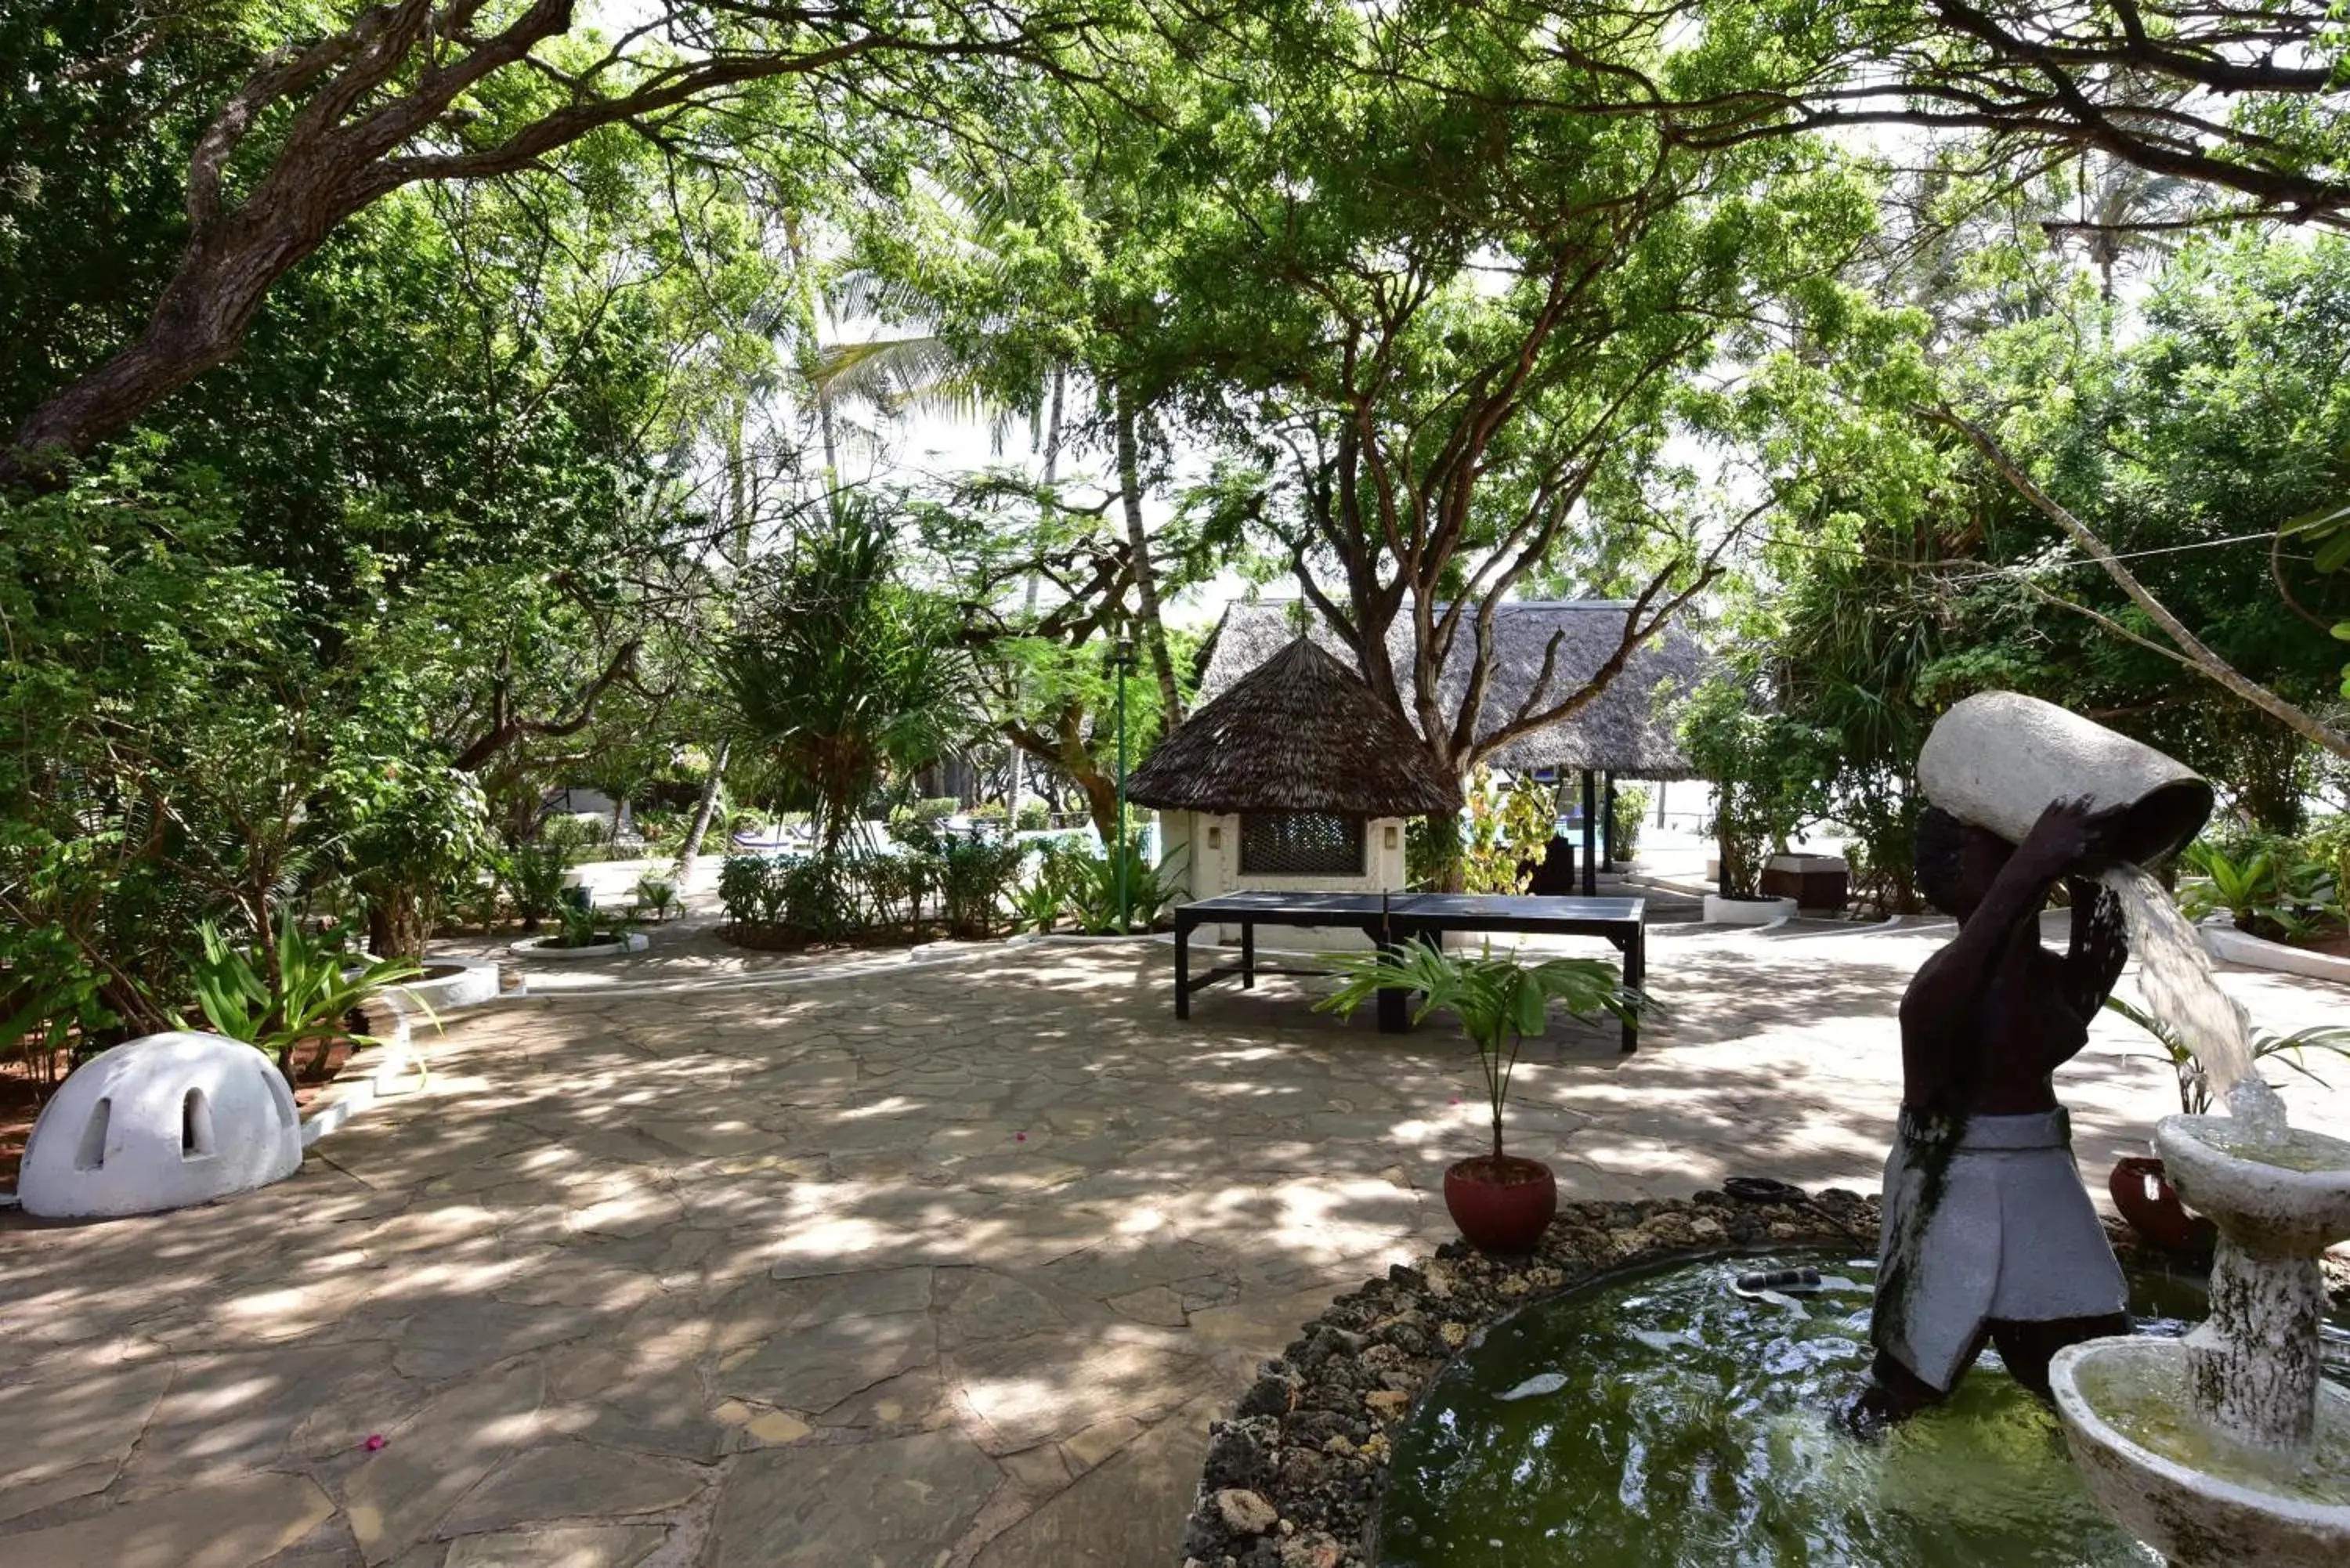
[721,496,975,856]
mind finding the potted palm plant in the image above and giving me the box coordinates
[1317,939,1644,1252]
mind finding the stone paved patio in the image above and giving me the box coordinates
[2,921,2344,1567]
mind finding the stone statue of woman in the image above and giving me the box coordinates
[1852,797,2135,1428]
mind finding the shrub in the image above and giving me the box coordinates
[1060,839,1186,934]
[540,814,597,858]
[504,844,571,930]
[634,875,678,920]
[717,852,859,942]
[967,801,1009,824]
[938,834,1025,938]
[1015,799,1050,832]
[1607,783,1649,862]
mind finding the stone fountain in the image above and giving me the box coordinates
[1918,691,2350,1566]
[2049,1085,2350,1566]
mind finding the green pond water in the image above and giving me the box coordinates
[1376,1252,2346,1568]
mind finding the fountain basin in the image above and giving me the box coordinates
[2052,1337,2350,1568]
[2157,1115,2350,1256]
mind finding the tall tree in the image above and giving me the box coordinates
[0,0,1101,485]
[1160,3,1873,778]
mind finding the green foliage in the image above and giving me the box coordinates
[502,846,572,931]
[1607,785,1650,863]
[724,499,975,856]
[183,907,424,1081]
[935,834,1026,938]
[2178,836,2345,947]
[1015,799,1051,832]
[634,875,679,921]
[889,797,964,836]
[1407,811,1465,893]
[0,916,118,1088]
[1318,940,1643,1159]
[549,901,632,951]
[1462,771,1556,896]
[1679,677,1835,900]
[1055,839,1186,934]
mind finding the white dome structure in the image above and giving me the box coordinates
[17,1032,302,1220]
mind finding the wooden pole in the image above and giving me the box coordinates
[1601,773,1617,873]
[1580,771,1598,896]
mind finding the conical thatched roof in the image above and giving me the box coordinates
[1196,600,1714,779]
[1130,638,1465,817]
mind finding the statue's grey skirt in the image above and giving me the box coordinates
[1874,1107,2128,1390]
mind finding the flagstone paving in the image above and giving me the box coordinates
[2,923,2343,1567]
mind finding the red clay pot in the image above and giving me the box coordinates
[2110,1154,2218,1259]
[1444,1154,1558,1253]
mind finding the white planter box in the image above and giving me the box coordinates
[1703,894,1798,927]
[375,956,501,1014]
[510,931,649,960]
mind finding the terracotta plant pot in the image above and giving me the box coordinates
[2109,1154,2218,1259]
[1443,1154,1558,1253]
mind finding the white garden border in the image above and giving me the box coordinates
[381,955,501,1013]
[1702,893,1799,927]
[2202,920,2350,987]
[509,931,650,960]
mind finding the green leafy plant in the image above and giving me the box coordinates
[1061,840,1186,934]
[2178,838,2344,945]
[1462,769,1556,895]
[935,833,1025,938]
[716,852,860,943]
[503,844,572,931]
[1678,677,1834,900]
[722,501,974,857]
[0,922,119,1089]
[1608,784,1650,863]
[1014,800,1050,833]
[1011,873,1063,934]
[2105,995,2350,1117]
[548,899,633,950]
[1318,939,1644,1160]
[633,875,678,921]
[184,907,424,1080]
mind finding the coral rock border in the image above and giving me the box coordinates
[1180,1187,2350,1568]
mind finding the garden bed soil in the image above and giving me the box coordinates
[718,920,1011,953]
[1,1036,352,1190]
[1176,1187,2350,1568]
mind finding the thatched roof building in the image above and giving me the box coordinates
[1130,637,1464,817]
[1196,600,1712,779]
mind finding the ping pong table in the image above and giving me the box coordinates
[1170,890,1648,1051]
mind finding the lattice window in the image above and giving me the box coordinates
[1239,812,1365,876]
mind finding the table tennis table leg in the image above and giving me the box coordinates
[1242,920,1255,988]
[1372,923,1411,1032]
[1175,915,1191,1020]
[1620,922,1645,1053]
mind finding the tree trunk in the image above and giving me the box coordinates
[367,886,431,966]
[1073,764,1119,845]
[2,214,329,485]
[676,736,731,881]
[1113,381,1182,727]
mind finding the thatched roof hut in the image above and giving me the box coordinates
[1196,600,1712,779]
[1130,637,1464,817]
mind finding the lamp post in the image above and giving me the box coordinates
[1114,635,1134,933]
